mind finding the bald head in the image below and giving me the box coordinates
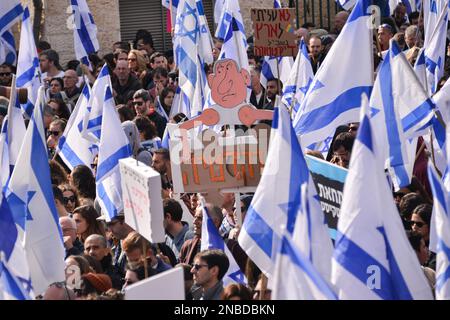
[334,11,349,34]
[63,69,78,90]
[294,27,309,43]
[59,216,76,230]
[114,60,130,83]
[85,234,107,248]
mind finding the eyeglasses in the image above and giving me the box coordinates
[63,196,76,204]
[192,264,209,271]
[47,130,60,137]
[0,72,11,77]
[411,220,425,228]
[133,101,144,106]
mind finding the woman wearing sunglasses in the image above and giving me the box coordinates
[59,184,80,214]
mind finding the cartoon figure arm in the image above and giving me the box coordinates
[178,108,220,130]
[238,105,273,127]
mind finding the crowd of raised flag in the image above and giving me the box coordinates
[0,0,450,300]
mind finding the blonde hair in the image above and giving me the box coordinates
[128,50,147,74]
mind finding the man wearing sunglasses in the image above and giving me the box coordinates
[190,249,229,300]
[132,89,167,138]
[0,63,13,86]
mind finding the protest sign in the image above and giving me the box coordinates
[251,8,298,57]
[305,155,348,240]
[124,266,185,300]
[119,158,165,243]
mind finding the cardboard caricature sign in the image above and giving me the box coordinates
[170,59,273,194]
[251,8,298,57]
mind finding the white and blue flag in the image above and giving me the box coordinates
[281,39,315,117]
[96,85,132,222]
[0,253,31,300]
[331,93,434,300]
[293,0,373,149]
[260,56,294,90]
[200,199,246,285]
[70,0,99,69]
[6,87,65,295]
[428,162,450,299]
[239,97,333,277]
[174,0,213,119]
[0,0,23,36]
[16,7,41,118]
[218,16,249,72]
[336,0,356,10]
[57,83,97,171]
[0,30,17,65]
[273,234,337,300]
[215,0,245,40]
[370,40,435,190]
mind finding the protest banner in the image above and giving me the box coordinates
[119,158,165,243]
[305,155,348,240]
[251,8,298,57]
[124,266,185,300]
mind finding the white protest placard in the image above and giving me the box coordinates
[119,158,165,243]
[124,266,185,300]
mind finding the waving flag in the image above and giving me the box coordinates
[336,0,356,10]
[16,7,41,118]
[239,97,332,277]
[6,87,65,295]
[96,85,132,222]
[0,0,23,36]
[218,16,249,72]
[260,56,294,90]
[0,30,17,65]
[428,163,450,299]
[174,0,213,118]
[331,93,433,300]
[57,83,97,171]
[200,199,246,285]
[0,253,31,300]
[162,0,179,32]
[273,234,337,300]
[293,0,373,149]
[70,0,99,69]
[215,0,246,40]
[370,40,435,190]
[281,39,315,117]
[81,64,111,143]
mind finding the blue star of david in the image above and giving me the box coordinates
[8,190,36,230]
[320,136,333,153]
[370,106,381,118]
[25,191,35,222]
[278,198,301,234]
[430,0,437,13]
[88,144,98,155]
[175,3,199,43]
[299,78,313,95]
[17,276,33,294]
[310,80,325,93]
[228,270,245,283]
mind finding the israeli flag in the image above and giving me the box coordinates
[0,253,31,300]
[260,56,294,90]
[331,93,433,300]
[174,0,213,118]
[16,7,41,118]
[6,87,65,295]
[70,0,99,69]
[293,0,373,149]
[215,0,246,40]
[200,199,246,285]
[0,30,17,65]
[370,40,435,190]
[96,85,132,222]
[218,16,249,72]
[273,234,337,300]
[428,163,450,299]
[0,0,23,36]
[281,39,315,117]
[214,0,225,24]
[336,0,356,10]
[422,0,449,95]
[57,84,97,171]
[81,64,111,143]
[162,0,179,31]
[239,97,332,277]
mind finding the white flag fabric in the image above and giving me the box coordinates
[16,7,41,118]
[331,93,434,300]
[370,40,435,190]
[0,30,17,65]
[70,0,100,69]
[239,97,332,277]
[427,163,450,299]
[95,85,132,222]
[260,56,294,90]
[6,87,65,295]
[0,253,31,300]
[0,0,23,36]
[57,83,97,171]
[293,0,373,149]
[215,0,246,40]
[218,16,249,73]
[273,234,337,300]
[200,199,246,285]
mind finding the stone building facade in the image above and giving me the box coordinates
[15,0,339,66]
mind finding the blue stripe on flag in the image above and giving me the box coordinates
[357,115,373,152]
[58,137,86,169]
[243,206,277,259]
[436,239,450,291]
[428,164,448,212]
[16,65,37,87]
[0,4,24,32]
[347,0,371,23]
[177,46,198,86]
[96,181,117,218]
[295,86,372,133]
[96,145,131,182]
[401,98,434,132]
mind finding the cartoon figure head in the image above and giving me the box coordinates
[208,59,250,108]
